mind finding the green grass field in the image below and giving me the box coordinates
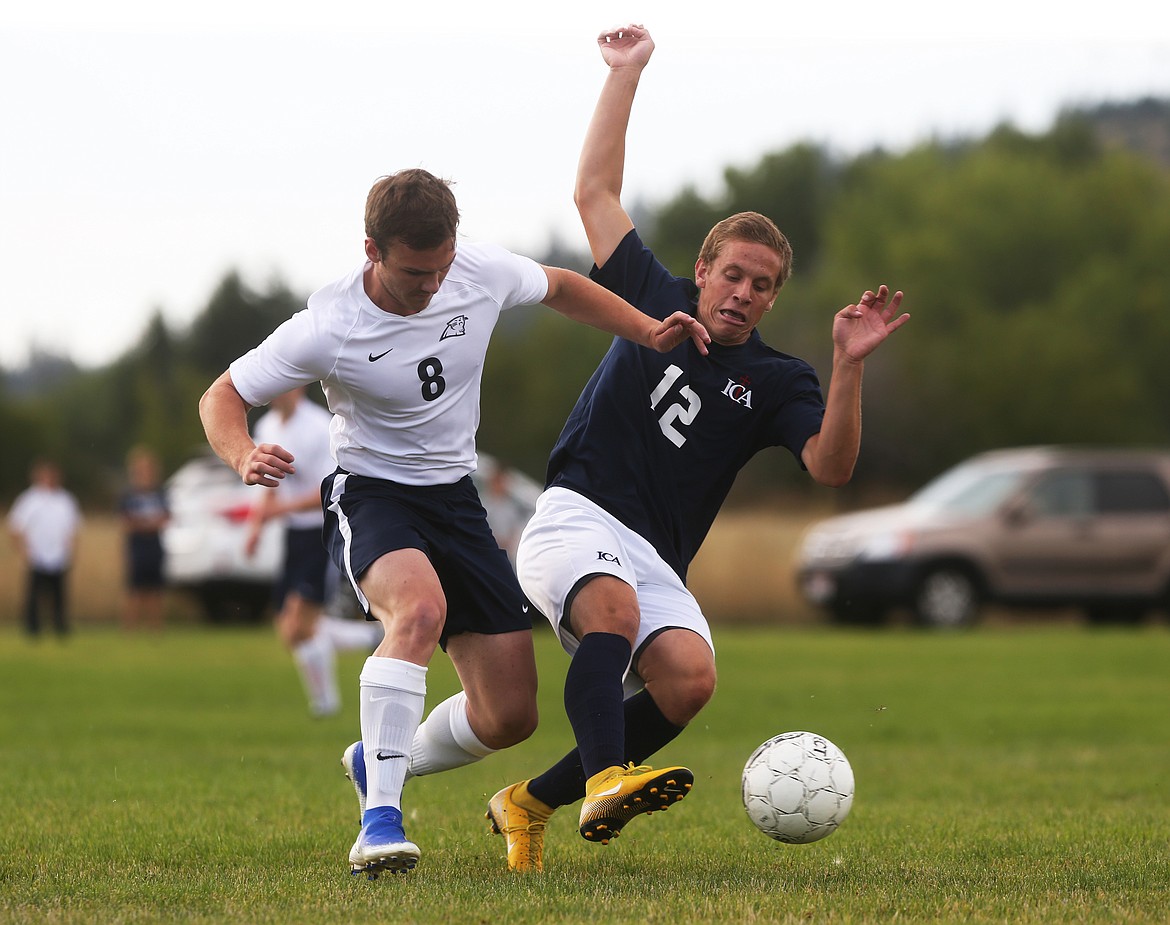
[2,625,1167,924]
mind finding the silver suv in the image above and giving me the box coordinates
[795,447,1170,627]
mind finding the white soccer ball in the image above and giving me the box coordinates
[742,730,855,844]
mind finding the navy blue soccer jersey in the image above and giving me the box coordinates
[545,229,826,580]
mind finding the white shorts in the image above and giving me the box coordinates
[516,487,714,695]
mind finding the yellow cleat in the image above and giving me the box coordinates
[486,781,554,872]
[579,763,693,844]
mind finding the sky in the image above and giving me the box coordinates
[2,0,1167,368]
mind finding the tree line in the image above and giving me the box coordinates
[4,102,1170,509]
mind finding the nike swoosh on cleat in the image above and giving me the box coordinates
[594,782,624,797]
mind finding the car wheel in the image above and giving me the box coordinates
[914,567,980,628]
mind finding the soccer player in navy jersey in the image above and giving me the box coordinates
[486,24,909,872]
[199,167,709,879]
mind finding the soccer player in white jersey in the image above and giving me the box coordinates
[486,25,910,872]
[198,168,710,878]
[244,386,383,717]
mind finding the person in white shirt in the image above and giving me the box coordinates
[244,387,383,717]
[7,459,81,637]
[198,167,710,878]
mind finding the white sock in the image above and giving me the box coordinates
[292,633,340,716]
[409,690,497,777]
[318,615,384,652]
[360,656,427,812]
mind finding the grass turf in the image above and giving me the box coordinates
[1,624,1167,924]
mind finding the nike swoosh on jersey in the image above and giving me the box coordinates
[368,348,393,362]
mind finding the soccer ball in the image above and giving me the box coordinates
[742,731,855,844]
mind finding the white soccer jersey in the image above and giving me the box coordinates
[230,241,548,485]
[7,486,80,571]
[252,397,335,528]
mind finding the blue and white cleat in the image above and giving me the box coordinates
[341,741,367,820]
[348,806,420,878]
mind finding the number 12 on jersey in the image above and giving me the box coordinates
[648,364,700,448]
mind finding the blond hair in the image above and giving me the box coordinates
[698,212,793,289]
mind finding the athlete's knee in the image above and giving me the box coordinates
[499,702,539,747]
[277,620,310,649]
[360,550,447,651]
[373,597,445,651]
[276,598,321,648]
[475,698,538,750]
[649,663,716,726]
[675,680,716,725]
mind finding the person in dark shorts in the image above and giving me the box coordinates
[119,446,169,631]
[487,24,909,873]
[242,387,382,717]
[198,167,710,878]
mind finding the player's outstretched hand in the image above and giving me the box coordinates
[650,311,711,355]
[241,443,296,488]
[598,23,654,70]
[834,286,909,362]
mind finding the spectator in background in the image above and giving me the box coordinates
[7,459,81,638]
[244,387,382,717]
[479,459,530,565]
[119,446,170,631]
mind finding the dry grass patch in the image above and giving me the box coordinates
[0,510,829,629]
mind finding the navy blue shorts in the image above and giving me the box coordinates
[321,469,531,649]
[126,533,165,590]
[273,526,331,607]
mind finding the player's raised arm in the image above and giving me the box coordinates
[574,24,654,269]
[801,287,909,487]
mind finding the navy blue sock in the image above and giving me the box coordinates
[560,632,632,783]
[528,688,685,809]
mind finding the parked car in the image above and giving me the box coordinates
[162,453,285,622]
[795,446,1170,628]
[163,450,540,623]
